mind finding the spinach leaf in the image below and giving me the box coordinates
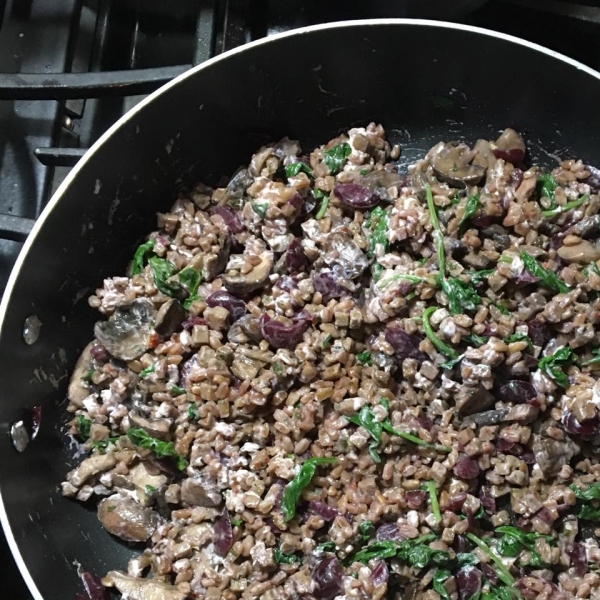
[231,517,243,527]
[581,348,600,367]
[538,346,576,388]
[376,273,423,289]
[358,520,375,540]
[520,251,569,294]
[423,480,442,523]
[366,206,389,258]
[493,302,511,316]
[315,191,329,219]
[459,194,481,230]
[542,193,589,219]
[323,142,351,175]
[356,351,372,366]
[130,240,155,276]
[126,427,188,471]
[322,334,333,348]
[316,541,337,553]
[571,483,600,501]
[281,457,337,522]
[75,415,92,441]
[439,355,464,370]
[422,306,459,360]
[465,333,488,347]
[145,485,156,494]
[349,404,450,458]
[504,333,533,350]
[467,268,495,286]
[432,569,451,600]
[274,547,301,564]
[456,553,480,567]
[441,276,482,314]
[251,202,268,218]
[285,162,313,179]
[139,364,155,379]
[171,385,186,396]
[466,533,515,587]
[352,533,443,566]
[91,436,119,453]
[348,405,383,463]
[570,482,600,520]
[179,267,202,309]
[538,173,558,203]
[187,403,199,421]
[148,256,180,296]
[494,526,552,568]
[578,504,600,521]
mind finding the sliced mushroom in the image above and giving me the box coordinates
[68,342,95,407]
[66,453,117,488]
[204,235,231,280]
[533,435,580,479]
[230,354,265,380]
[224,168,253,205]
[558,240,600,264]
[112,461,168,506]
[491,128,526,164]
[94,299,156,361]
[249,146,274,177]
[180,475,222,507]
[222,250,273,295]
[103,571,187,600]
[154,299,186,338]
[323,232,369,280]
[455,385,495,416]
[431,142,486,188]
[462,252,491,269]
[461,409,508,428]
[514,173,537,203]
[98,494,160,542]
[228,314,262,344]
[471,139,496,170]
[567,215,600,239]
[129,411,172,441]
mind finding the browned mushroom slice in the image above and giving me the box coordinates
[558,240,600,264]
[112,461,168,506]
[66,453,117,488]
[154,299,186,338]
[68,342,95,408]
[431,142,486,188]
[491,128,526,164]
[180,475,222,507]
[323,232,369,280]
[471,139,496,169]
[98,494,160,543]
[222,250,273,295]
[129,411,172,441]
[203,235,230,280]
[455,384,494,416]
[94,299,156,361]
[103,571,187,600]
[533,436,580,479]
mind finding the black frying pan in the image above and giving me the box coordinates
[2,19,600,600]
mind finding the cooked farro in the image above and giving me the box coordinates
[65,124,600,600]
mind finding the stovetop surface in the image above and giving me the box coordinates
[2,0,600,597]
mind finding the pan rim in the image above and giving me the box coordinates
[2,17,600,600]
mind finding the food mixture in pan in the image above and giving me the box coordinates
[63,123,600,600]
